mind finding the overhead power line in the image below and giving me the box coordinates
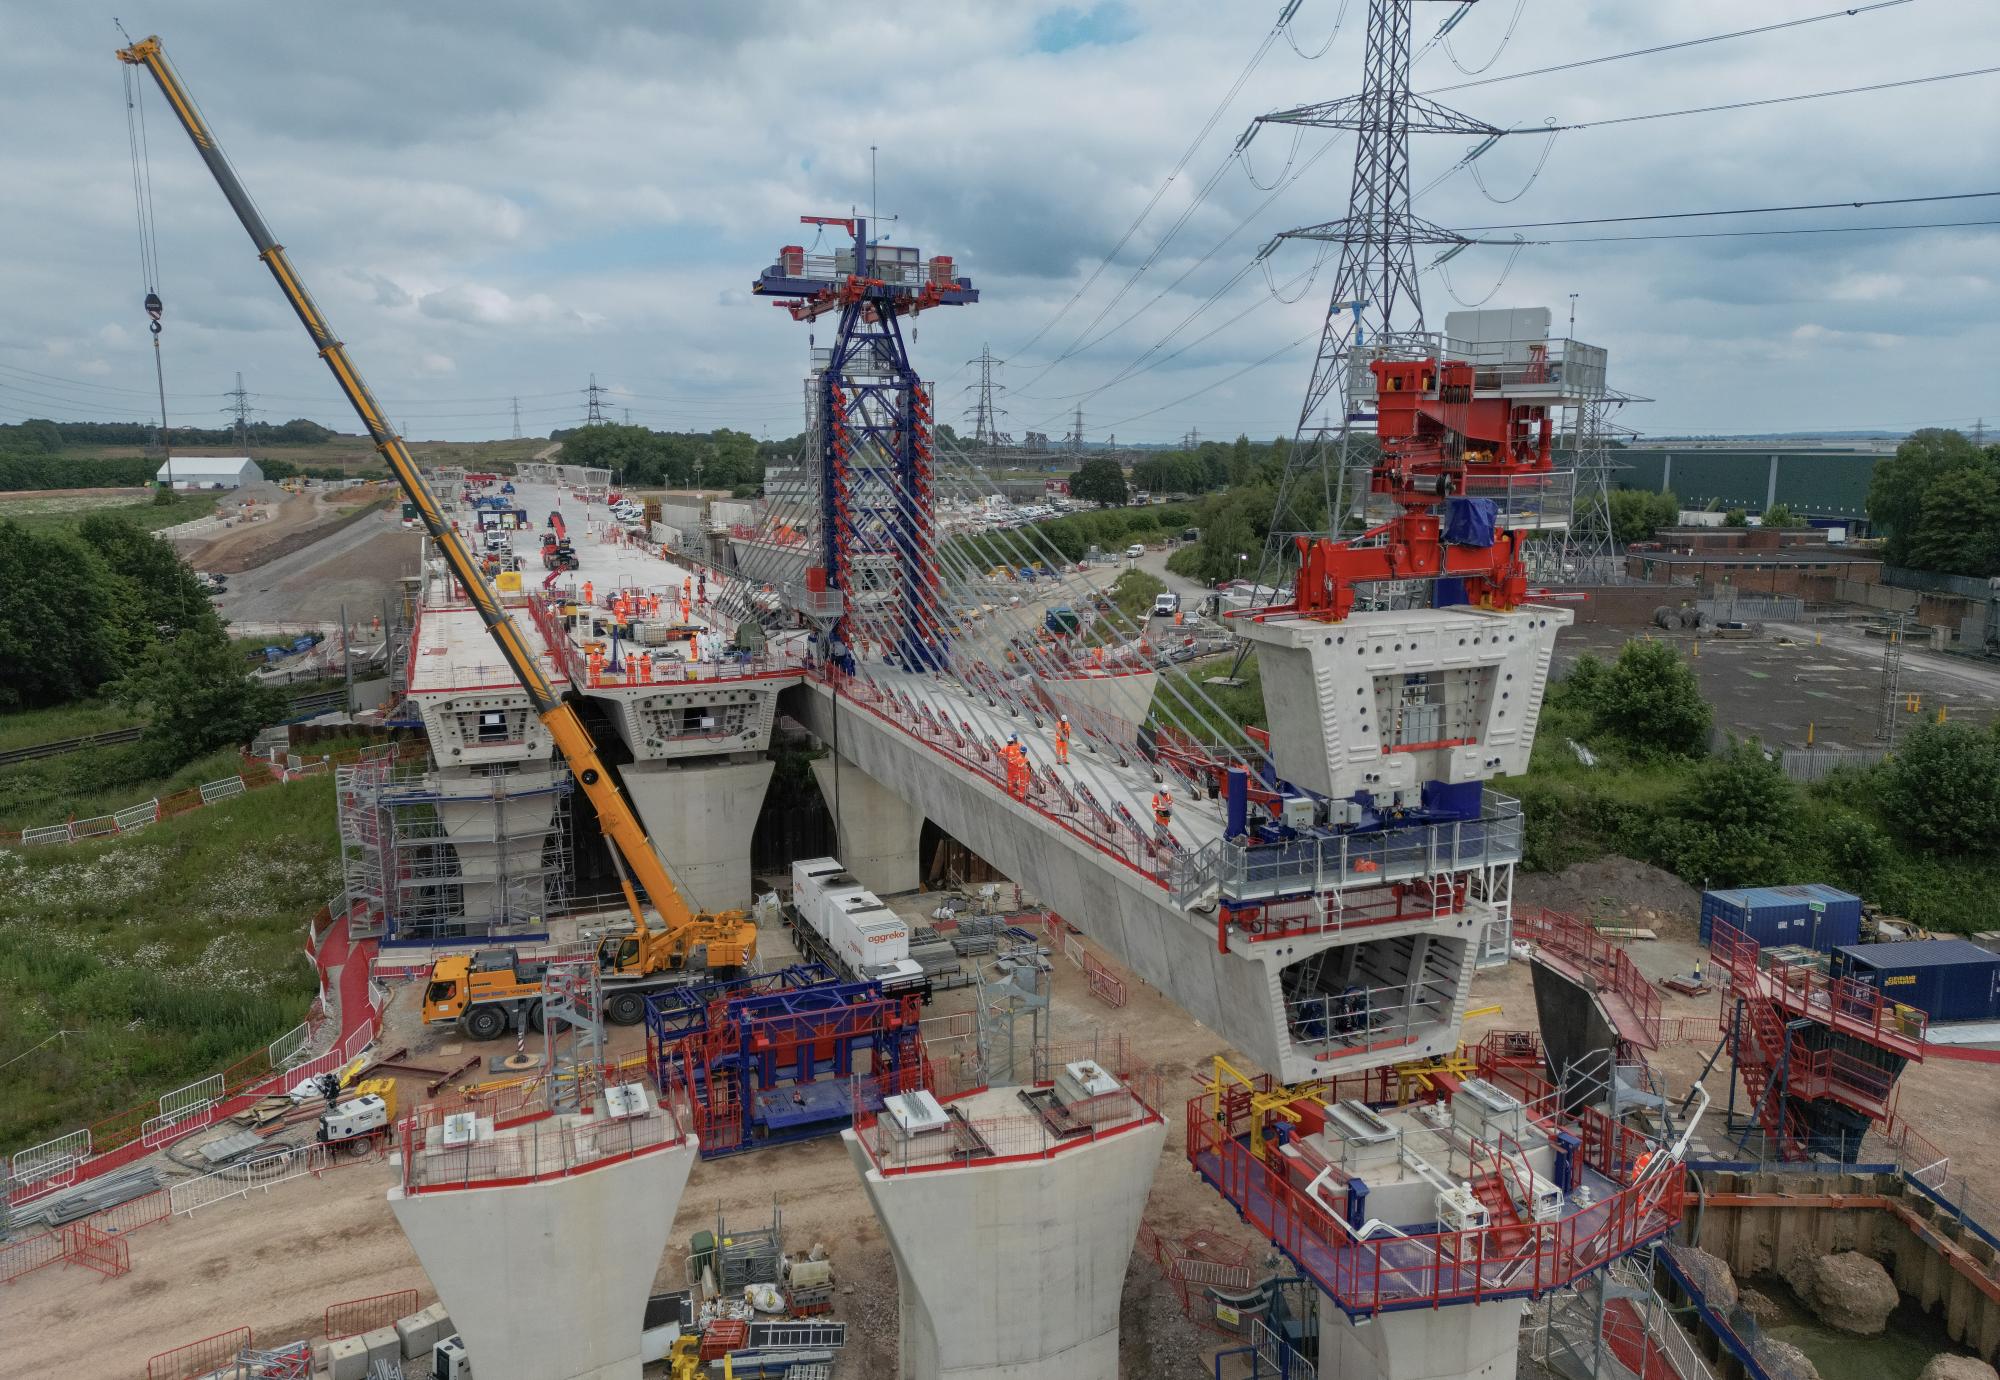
[1535,64,2000,134]
[1522,216,2000,246]
[1420,1,1914,97]
[1457,190,2000,232]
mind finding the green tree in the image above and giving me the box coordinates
[78,513,215,644]
[1070,457,1129,506]
[1583,640,1711,758]
[1906,466,2000,577]
[1867,428,1993,566]
[1878,721,2000,856]
[1608,489,1680,545]
[18,419,64,454]
[1722,509,1748,527]
[116,620,288,772]
[0,522,121,709]
[1656,740,1800,885]
[1759,502,1803,529]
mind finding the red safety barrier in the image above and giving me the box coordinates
[59,1221,130,1280]
[1083,950,1128,1008]
[326,1288,420,1340]
[147,1328,253,1380]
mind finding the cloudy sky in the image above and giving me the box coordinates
[2,1,1996,444]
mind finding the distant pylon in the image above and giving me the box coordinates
[585,374,609,427]
[1067,406,1085,454]
[222,371,253,451]
[962,344,1008,450]
[1254,0,1508,549]
[511,396,522,439]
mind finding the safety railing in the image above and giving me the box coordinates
[851,1060,1164,1177]
[1518,908,1663,1049]
[1284,978,1458,1061]
[1711,919,1928,1057]
[397,1100,686,1194]
[1194,794,1524,906]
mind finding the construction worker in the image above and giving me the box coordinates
[1002,733,1029,800]
[679,594,692,623]
[697,574,708,606]
[1055,715,1071,765]
[1152,786,1173,829]
[583,580,595,607]
[637,651,653,684]
[587,647,605,688]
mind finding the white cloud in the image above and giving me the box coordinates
[0,0,1993,440]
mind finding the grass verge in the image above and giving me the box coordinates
[0,772,337,1150]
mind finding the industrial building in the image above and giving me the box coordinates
[156,454,263,488]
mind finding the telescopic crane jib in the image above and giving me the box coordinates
[114,34,755,986]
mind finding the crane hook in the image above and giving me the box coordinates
[145,290,163,335]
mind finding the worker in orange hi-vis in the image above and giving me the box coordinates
[639,652,654,684]
[1152,787,1173,829]
[1055,715,1072,764]
[583,580,595,606]
[587,649,604,687]
[679,595,692,623]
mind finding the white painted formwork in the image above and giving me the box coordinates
[841,1088,1167,1380]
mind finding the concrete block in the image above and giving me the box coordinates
[361,1325,401,1368]
[397,1305,441,1360]
[326,1335,369,1380]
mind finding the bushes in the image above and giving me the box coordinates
[1876,721,2000,856]
[0,453,159,490]
[1551,642,1711,760]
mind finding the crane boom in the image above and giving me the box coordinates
[117,35,747,966]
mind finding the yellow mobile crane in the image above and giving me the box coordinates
[117,36,756,1035]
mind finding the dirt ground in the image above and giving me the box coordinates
[9,887,2000,1380]
[188,483,393,575]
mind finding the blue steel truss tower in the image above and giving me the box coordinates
[754,217,978,671]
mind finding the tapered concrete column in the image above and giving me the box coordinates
[621,757,774,911]
[842,1105,1165,1380]
[810,756,922,895]
[1319,1292,1522,1380]
[389,1131,696,1380]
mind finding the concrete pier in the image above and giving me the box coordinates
[1319,1296,1522,1380]
[622,756,775,911]
[809,756,923,895]
[843,1081,1166,1380]
[389,1102,695,1380]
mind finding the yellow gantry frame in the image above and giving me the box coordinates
[117,36,739,957]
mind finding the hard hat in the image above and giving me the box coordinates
[1007,732,1018,743]
[1060,714,1069,723]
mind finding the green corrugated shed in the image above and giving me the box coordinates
[1613,448,1884,523]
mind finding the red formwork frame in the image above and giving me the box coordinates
[147,1328,253,1380]
[326,1288,420,1339]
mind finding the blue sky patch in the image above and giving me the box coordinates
[1033,3,1139,53]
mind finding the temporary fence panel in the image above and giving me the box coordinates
[60,1220,131,1279]
[267,1021,312,1070]
[160,1073,226,1120]
[112,798,160,831]
[8,1128,91,1194]
[0,1227,67,1284]
[325,1288,420,1340]
[68,813,119,841]
[147,1328,254,1380]
[168,1144,334,1217]
[141,1103,219,1150]
[20,823,70,845]
[200,775,248,804]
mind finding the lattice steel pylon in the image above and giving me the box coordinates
[963,342,1009,451]
[1252,0,1506,556]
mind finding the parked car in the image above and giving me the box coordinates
[1124,543,1146,559]
[1152,591,1180,618]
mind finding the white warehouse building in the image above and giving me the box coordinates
[156,456,263,489]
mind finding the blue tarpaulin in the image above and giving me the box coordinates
[1443,497,1497,547]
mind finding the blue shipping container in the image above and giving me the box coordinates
[1699,884,1862,954]
[1831,940,2000,1025]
